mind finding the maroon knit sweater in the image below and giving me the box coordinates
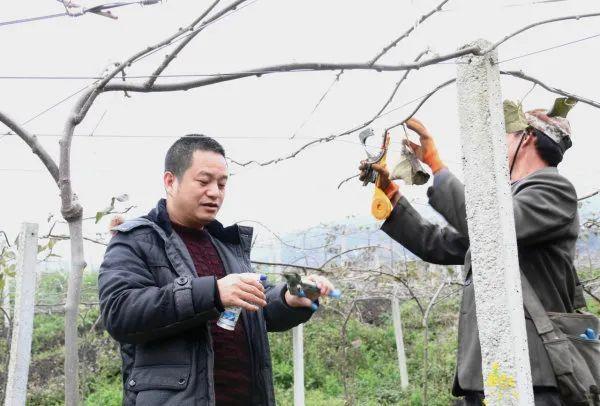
[172,222,252,405]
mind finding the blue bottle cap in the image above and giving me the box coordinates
[328,289,342,299]
[259,274,267,281]
[585,328,596,340]
[310,303,319,312]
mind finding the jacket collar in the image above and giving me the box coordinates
[145,199,243,245]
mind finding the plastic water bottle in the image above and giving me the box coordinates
[217,273,267,331]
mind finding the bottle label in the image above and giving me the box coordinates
[217,307,241,331]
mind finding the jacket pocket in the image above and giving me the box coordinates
[134,336,192,366]
[127,364,191,392]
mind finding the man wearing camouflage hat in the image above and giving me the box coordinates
[360,99,585,405]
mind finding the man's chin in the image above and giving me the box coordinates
[195,210,218,225]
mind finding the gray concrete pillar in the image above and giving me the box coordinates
[456,40,534,405]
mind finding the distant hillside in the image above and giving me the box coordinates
[251,197,599,266]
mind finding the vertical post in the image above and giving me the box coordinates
[338,233,347,268]
[391,294,409,389]
[293,324,305,406]
[2,275,11,334]
[456,40,533,405]
[292,235,307,406]
[455,265,464,281]
[4,223,38,406]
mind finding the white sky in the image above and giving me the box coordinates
[1,0,599,265]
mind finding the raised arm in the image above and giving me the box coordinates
[382,196,468,265]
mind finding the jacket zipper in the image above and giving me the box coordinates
[206,233,259,404]
[165,233,216,406]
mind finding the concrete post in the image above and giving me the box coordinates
[2,274,10,334]
[456,40,533,405]
[4,223,39,406]
[391,294,409,389]
[293,324,305,406]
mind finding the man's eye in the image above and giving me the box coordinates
[197,179,208,185]
[218,183,227,189]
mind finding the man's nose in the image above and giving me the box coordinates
[205,182,220,197]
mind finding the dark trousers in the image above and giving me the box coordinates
[459,388,562,406]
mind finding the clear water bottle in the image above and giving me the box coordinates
[217,273,267,331]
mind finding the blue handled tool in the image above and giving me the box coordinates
[282,272,341,311]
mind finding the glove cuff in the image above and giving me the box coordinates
[429,158,445,174]
[423,150,445,174]
[383,182,399,200]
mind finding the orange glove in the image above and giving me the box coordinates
[359,162,399,200]
[405,118,445,174]
[382,181,399,200]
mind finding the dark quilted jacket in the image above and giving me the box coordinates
[98,199,313,405]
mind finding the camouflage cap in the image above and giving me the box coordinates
[503,100,528,134]
[524,109,572,144]
[504,97,575,145]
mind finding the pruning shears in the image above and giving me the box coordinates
[359,128,393,220]
[282,272,342,311]
[359,127,430,220]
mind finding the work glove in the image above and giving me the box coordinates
[359,161,399,200]
[405,118,445,174]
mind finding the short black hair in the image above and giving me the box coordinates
[531,128,570,167]
[165,134,225,179]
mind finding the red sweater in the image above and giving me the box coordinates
[172,222,252,405]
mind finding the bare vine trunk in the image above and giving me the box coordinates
[64,218,86,406]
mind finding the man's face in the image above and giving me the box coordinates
[165,150,228,227]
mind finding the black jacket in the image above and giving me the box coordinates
[98,199,313,405]
[381,168,585,394]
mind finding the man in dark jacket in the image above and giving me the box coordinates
[99,135,336,406]
[360,104,585,405]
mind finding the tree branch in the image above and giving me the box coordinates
[348,49,431,135]
[0,306,11,326]
[480,12,600,55]
[386,78,456,131]
[501,70,600,109]
[45,233,108,246]
[583,285,600,304]
[368,0,450,65]
[251,260,321,273]
[234,219,333,250]
[227,77,461,167]
[337,175,359,189]
[252,245,392,273]
[0,231,11,247]
[320,245,390,269]
[291,0,449,139]
[578,189,599,201]
[0,111,59,184]
[105,47,478,95]
[145,0,229,87]
[65,0,251,136]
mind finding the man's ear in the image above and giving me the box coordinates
[164,172,178,197]
[522,129,536,147]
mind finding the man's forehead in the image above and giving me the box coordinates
[189,150,228,176]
